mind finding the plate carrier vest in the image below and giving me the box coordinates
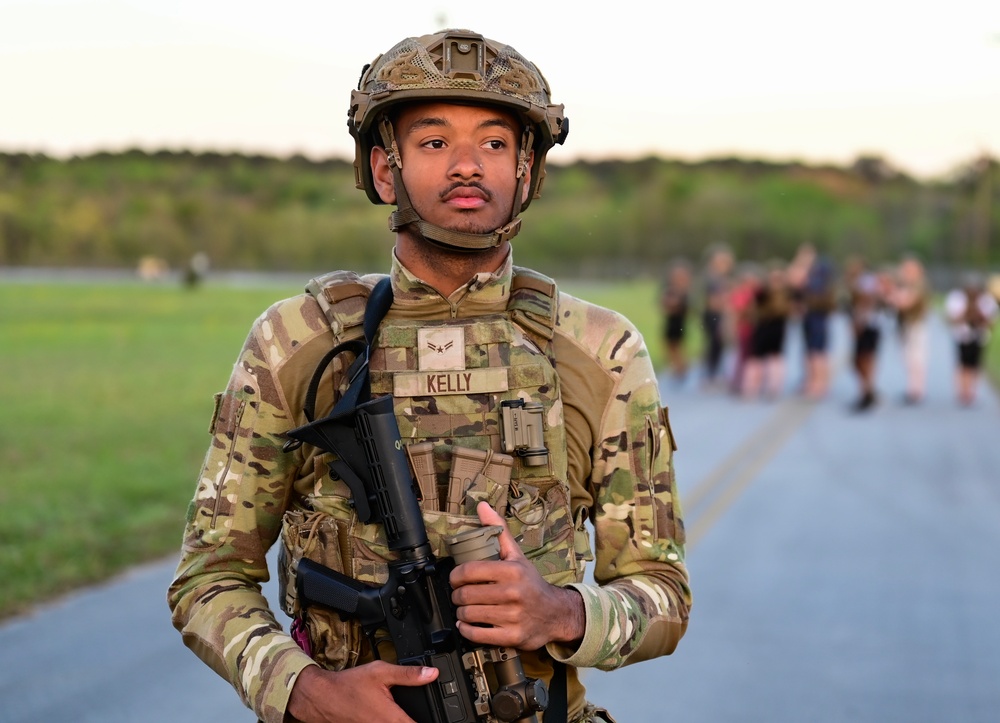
[278,267,582,683]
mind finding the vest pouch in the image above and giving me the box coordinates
[446,445,514,516]
[279,507,362,671]
[500,481,577,587]
[427,483,577,587]
[345,478,577,596]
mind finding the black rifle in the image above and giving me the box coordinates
[285,391,548,723]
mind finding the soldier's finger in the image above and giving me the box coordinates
[456,618,517,648]
[456,599,521,627]
[452,574,515,606]
[383,663,440,688]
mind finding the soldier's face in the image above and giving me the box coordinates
[374,102,530,236]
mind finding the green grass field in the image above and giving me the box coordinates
[3,277,996,619]
[0,277,666,619]
[0,280,302,617]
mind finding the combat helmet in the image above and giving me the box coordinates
[348,29,569,252]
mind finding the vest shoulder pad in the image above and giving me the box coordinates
[510,266,558,341]
[305,270,388,340]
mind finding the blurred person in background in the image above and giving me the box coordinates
[848,259,884,412]
[788,244,836,400]
[660,258,693,383]
[727,262,763,395]
[742,260,792,400]
[944,272,998,406]
[182,251,211,289]
[700,244,735,388]
[887,254,931,405]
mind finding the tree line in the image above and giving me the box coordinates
[0,149,995,279]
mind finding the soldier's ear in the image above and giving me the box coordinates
[371,146,396,204]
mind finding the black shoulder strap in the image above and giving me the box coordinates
[298,277,394,424]
[548,660,568,722]
[332,276,394,415]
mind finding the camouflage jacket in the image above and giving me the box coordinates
[167,253,692,722]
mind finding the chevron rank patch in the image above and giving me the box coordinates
[418,327,465,371]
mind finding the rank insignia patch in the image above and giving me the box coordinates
[418,327,465,371]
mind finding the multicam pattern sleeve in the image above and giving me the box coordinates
[167,295,332,723]
[546,293,692,671]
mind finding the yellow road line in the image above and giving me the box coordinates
[685,399,816,548]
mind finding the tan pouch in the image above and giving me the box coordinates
[278,508,361,670]
[405,441,438,510]
[447,446,514,515]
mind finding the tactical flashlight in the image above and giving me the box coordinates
[499,399,548,467]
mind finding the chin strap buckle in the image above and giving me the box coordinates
[495,220,522,245]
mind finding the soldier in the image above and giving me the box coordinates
[167,29,691,723]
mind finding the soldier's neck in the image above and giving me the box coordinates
[395,234,510,298]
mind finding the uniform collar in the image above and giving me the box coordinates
[389,251,514,312]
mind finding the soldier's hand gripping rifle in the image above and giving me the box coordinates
[285,392,549,723]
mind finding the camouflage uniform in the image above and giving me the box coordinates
[168,252,691,722]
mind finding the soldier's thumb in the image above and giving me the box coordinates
[388,665,439,687]
[475,501,524,561]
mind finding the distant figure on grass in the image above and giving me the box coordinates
[944,273,999,406]
[847,259,885,412]
[183,251,211,290]
[887,255,931,405]
[700,244,735,388]
[660,259,693,382]
[788,244,836,400]
[742,260,792,400]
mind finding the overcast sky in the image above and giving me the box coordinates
[3,0,999,179]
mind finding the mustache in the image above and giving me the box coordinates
[439,181,493,201]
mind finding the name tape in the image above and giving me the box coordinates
[394,368,509,396]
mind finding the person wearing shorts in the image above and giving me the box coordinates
[945,274,998,406]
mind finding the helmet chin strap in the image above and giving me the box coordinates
[379,116,532,253]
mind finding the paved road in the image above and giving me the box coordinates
[2,312,998,723]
